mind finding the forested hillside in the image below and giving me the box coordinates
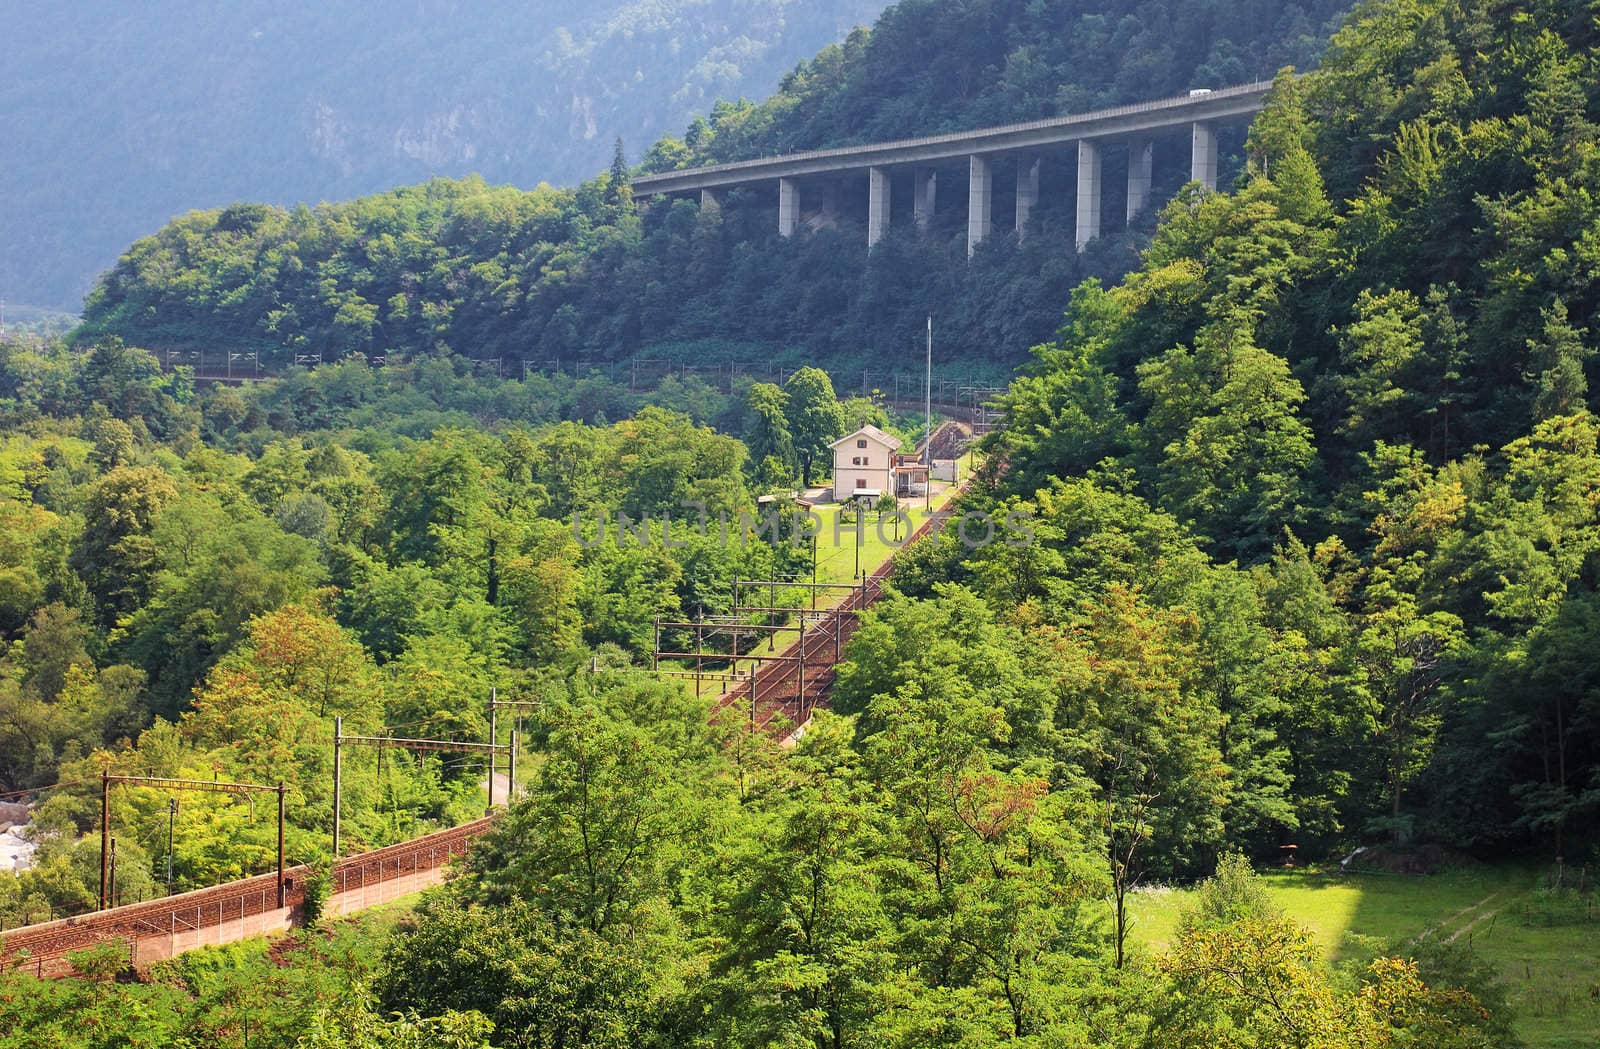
[639,0,1340,164]
[1,0,891,311]
[939,0,1600,864]
[7,0,1600,1044]
[75,0,1349,374]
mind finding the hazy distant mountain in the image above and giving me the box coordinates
[0,0,890,310]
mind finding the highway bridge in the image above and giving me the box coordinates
[632,81,1270,256]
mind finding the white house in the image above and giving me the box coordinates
[830,424,902,499]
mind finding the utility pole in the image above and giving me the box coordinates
[100,771,110,909]
[853,505,862,580]
[166,798,177,894]
[100,774,290,911]
[811,535,818,610]
[276,783,287,908]
[332,715,343,858]
[487,721,497,813]
[797,617,807,718]
[509,730,518,801]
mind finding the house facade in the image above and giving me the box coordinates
[830,424,902,499]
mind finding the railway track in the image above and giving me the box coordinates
[712,458,968,738]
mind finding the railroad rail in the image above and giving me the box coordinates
[712,453,971,738]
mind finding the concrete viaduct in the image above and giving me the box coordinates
[632,81,1270,256]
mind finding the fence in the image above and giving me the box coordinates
[0,817,492,978]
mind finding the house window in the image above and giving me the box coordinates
[856,439,867,448]
[856,478,866,488]
[851,456,868,466]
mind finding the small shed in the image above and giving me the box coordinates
[756,494,814,510]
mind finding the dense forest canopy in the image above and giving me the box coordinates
[0,341,896,920]
[0,0,892,311]
[963,0,1600,860]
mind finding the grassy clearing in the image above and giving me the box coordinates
[1129,866,1600,1048]
[809,448,978,587]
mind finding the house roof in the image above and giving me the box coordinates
[829,424,903,451]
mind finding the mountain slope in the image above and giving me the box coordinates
[0,0,890,310]
[75,0,1349,373]
[647,0,1346,167]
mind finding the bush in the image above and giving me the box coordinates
[1176,853,1279,937]
[301,864,333,929]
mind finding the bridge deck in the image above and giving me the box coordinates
[633,81,1269,196]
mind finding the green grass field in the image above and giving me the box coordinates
[1129,867,1599,1048]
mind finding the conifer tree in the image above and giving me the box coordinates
[1528,298,1591,422]
[606,137,631,207]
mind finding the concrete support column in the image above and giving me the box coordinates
[1075,140,1101,252]
[914,168,937,230]
[1126,139,1153,222]
[1015,156,1040,237]
[1191,122,1217,191]
[700,188,719,212]
[967,155,992,257]
[778,178,799,237]
[867,166,891,248]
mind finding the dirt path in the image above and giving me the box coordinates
[1446,900,1502,943]
[1415,892,1500,942]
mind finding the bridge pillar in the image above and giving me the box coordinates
[700,188,718,212]
[1075,140,1101,251]
[1127,139,1153,221]
[1191,121,1217,190]
[1015,156,1040,237]
[778,177,799,236]
[914,168,936,230]
[868,166,891,248]
[967,155,992,256]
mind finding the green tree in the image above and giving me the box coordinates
[462,693,714,931]
[605,137,632,208]
[377,897,646,1049]
[70,464,178,627]
[712,740,893,1049]
[742,382,796,478]
[1527,298,1591,422]
[1046,585,1229,966]
[1137,319,1313,559]
[783,367,845,488]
